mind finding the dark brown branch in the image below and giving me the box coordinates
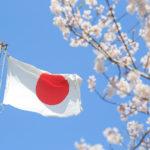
[116,12,128,22]
[95,89,119,105]
[69,26,150,80]
[75,0,85,13]
[105,0,137,69]
[132,130,150,150]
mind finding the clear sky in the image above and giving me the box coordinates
[0,0,143,150]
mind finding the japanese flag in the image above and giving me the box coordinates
[3,56,83,117]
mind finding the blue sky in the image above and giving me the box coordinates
[0,0,145,150]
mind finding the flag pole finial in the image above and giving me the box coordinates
[0,42,8,51]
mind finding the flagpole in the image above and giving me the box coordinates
[0,42,8,112]
[0,42,8,92]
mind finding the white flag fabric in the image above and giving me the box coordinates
[3,56,83,117]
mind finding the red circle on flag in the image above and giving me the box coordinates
[36,73,69,105]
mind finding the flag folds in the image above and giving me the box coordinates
[3,56,82,117]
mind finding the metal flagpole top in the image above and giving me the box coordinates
[0,42,8,51]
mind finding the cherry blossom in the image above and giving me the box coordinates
[127,121,143,139]
[88,75,96,92]
[103,127,123,145]
[74,139,104,150]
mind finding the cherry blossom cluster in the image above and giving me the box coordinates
[74,139,104,150]
[126,0,150,50]
[50,0,150,149]
[127,121,150,150]
[103,127,123,145]
[88,75,96,92]
[127,121,143,140]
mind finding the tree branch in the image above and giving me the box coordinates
[105,0,137,69]
[69,26,150,80]
[132,129,150,150]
